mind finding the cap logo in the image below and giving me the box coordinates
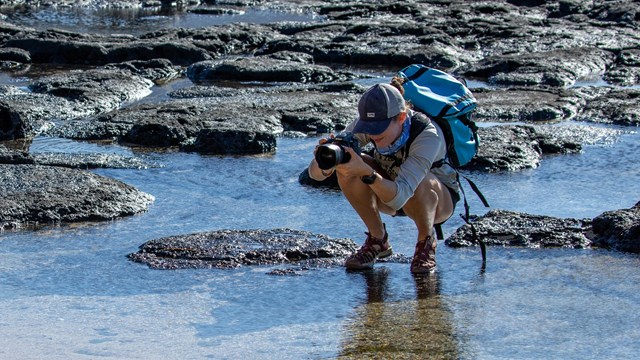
[367,112,376,118]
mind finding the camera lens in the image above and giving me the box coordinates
[315,144,344,170]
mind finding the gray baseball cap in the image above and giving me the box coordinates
[353,83,405,135]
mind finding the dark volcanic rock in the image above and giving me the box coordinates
[50,84,361,153]
[48,98,282,154]
[29,68,153,113]
[446,202,640,254]
[575,87,640,126]
[186,57,358,84]
[0,163,154,230]
[0,91,72,140]
[105,58,182,83]
[590,202,640,253]
[298,167,339,189]
[464,123,618,172]
[465,125,547,172]
[0,69,153,140]
[181,127,276,155]
[0,144,154,169]
[466,123,623,172]
[5,37,212,66]
[0,47,31,63]
[128,228,358,270]
[445,209,593,249]
[473,87,583,123]
[464,48,615,87]
[0,144,33,164]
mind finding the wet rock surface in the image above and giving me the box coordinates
[446,209,593,249]
[46,83,361,152]
[1,69,153,140]
[446,202,640,254]
[128,228,358,271]
[186,57,360,84]
[591,201,640,253]
[465,123,623,172]
[0,143,156,169]
[0,163,154,230]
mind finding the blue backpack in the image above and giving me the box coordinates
[397,64,480,168]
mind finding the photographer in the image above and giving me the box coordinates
[307,82,460,274]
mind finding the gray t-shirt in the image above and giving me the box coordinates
[349,110,460,210]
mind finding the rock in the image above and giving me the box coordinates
[298,167,339,190]
[0,47,31,63]
[5,37,212,66]
[0,164,154,230]
[49,84,361,152]
[473,87,584,123]
[464,123,620,172]
[445,209,593,249]
[589,202,640,253]
[186,57,358,84]
[604,49,640,86]
[0,92,72,140]
[47,97,282,154]
[446,202,640,254]
[181,127,276,155]
[464,48,615,87]
[29,68,153,113]
[0,69,153,140]
[104,58,182,83]
[0,144,33,164]
[575,87,640,126]
[464,125,546,172]
[0,144,155,169]
[127,228,358,270]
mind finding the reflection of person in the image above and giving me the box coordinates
[308,81,460,273]
[338,270,459,358]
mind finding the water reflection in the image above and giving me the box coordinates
[338,269,458,359]
[2,5,323,36]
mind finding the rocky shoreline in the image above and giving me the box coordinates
[1,1,638,257]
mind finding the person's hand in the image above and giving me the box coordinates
[313,136,331,156]
[336,147,371,178]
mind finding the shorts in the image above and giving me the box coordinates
[394,185,460,226]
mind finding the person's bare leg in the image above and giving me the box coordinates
[402,173,454,273]
[338,156,393,270]
[336,155,388,238]
[402,172,453,241]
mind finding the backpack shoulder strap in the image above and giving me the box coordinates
[404,111,430,154]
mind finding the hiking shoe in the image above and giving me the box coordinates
[411,236,437,274]
[345,230,392,270]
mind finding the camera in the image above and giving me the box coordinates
[314,132,361,170]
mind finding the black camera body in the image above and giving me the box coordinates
[315,132,361,170]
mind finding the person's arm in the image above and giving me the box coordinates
[308,157,335,181]
[308,136,336,181]
[336,147,398,203]
[384,126,444,210]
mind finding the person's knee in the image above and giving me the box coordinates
[413,179,439,204]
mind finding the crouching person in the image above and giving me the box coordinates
[307,82,460,274]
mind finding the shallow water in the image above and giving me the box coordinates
[1,5,323,36]
[2,6,640,360]
[2,121,639,359]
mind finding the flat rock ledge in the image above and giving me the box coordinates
[128,228,358,272]
[446,201,640,253]
[0,163,154,230]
